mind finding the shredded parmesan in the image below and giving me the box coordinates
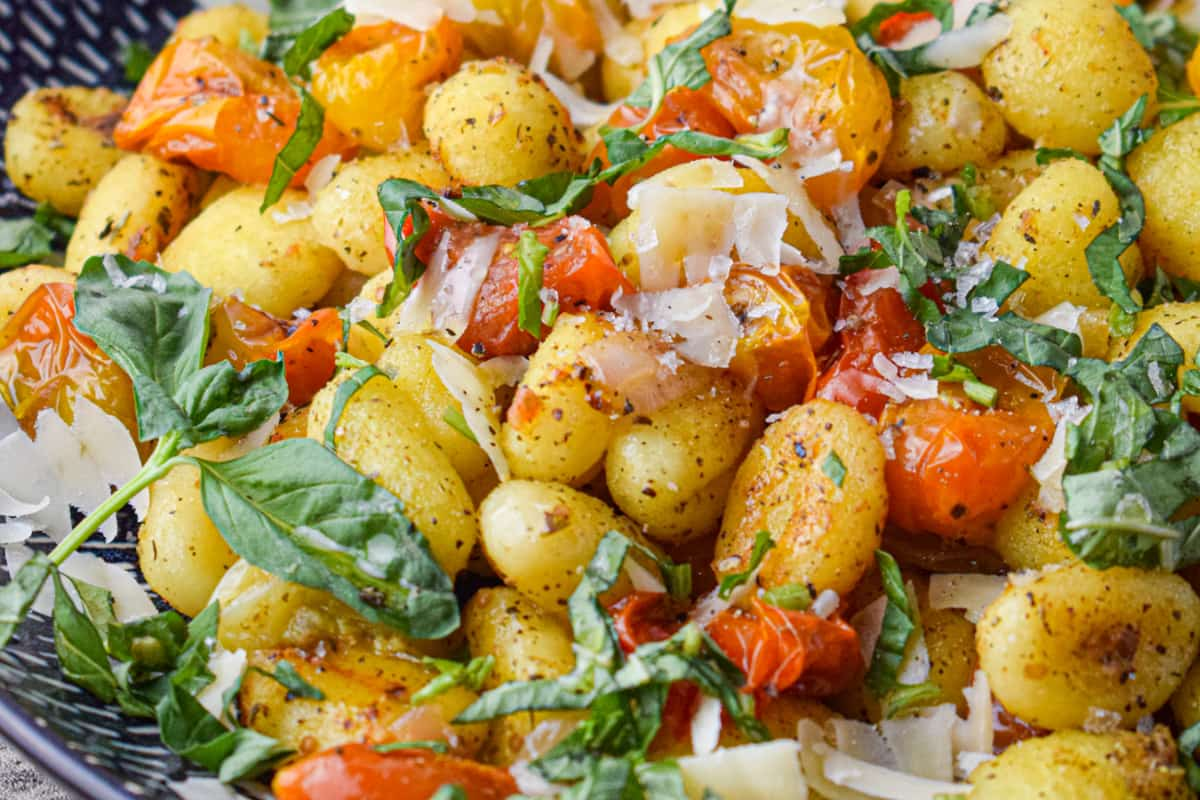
[928,573,1006,623]
[734,155,844,272]
[734,0,846,26]
[4,545,156,621]
[691,695,724,756]
[343,0,476,29]
[810,588,840,619]
[428,341,511,480]
[613,284,741,368]
[678,741,808,800]
[431,232,501,339]
[196,648,247,723]
[1034,301,1086,336]
[923,14,1012,69]
[1031,397,1091,513]
[871,353,939,401]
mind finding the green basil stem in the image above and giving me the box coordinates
[46,430,185,566]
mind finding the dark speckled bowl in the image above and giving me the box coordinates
[0,2,223,797]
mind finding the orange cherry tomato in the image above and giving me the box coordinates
[312,18,462,151]
[390,208,634,358]
[206,298,340,407]
[272,744,518,800]
[726,266,835,412]
[0,283,136,439]
[114,37,355,185]
[1187,42,1200,101]
[816,270,927,418]
[583,88,738,225]
[879,397,1052,543]
[703,19,893,210]
[706,598,861,696]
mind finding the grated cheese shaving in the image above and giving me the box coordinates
[343,0,476,29]
[613,284,741,368]
[927,573,1006,623]
[431,232,501,339]
[690,694,724,756]
[428,340,511,480]
[678,741,808,800]
[923,14,1012,69]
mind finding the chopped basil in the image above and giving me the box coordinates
[0,203,74,269]
[121,41,156,84]
[517,230,550,338]
[281,8,354,78]
[1179,719,1200,792]
[717,530,774,599]
[442,407,478,444]
[261,0,342,62]
[0,553,54,648]
[256,659,325,700]
[761,582,812,611]
[822,452,848,488]
[323,365,385,450]
[430,786,467,800]
[625,0,734,121]
[261,86,325,212]
[1116,6,1200,127]
[411,655,495,705]
[865,551,941,717]
[930,355,997,408]
[373,740,450,754]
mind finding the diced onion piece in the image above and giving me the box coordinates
[613,284,741,368]
[691,695,724,756]
[734,0,846,27]
[344,0,476,29]
[734,156,843,273]
[428,340,511,480]
[431,232,500,339]
[678,741,808,800]
[928,573,1006,624]
[923,14,1012,69]
[733,193,789,274]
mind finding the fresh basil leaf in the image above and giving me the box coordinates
[634,760,690,800]
[121,611,189,673]
[442,407,478,444]
[453,677,597,722]
[625,0,734,111]
[174,357,289,447]
[261,0,341,62]
[718,531,774,599]
[849,0,957,94]
[570,531,634,669]
[122,41,156,83]
[0,203,74,269]
[323,365,385,450]
[52,572,118,703]
[156,681,288,781]
[1142,267,1200,306]
[1180,719,1200,792]
[925,308,1082,373]
[1086,166,1144,315]
[411,655,494,705]
[0,553,54,647]
[280,8,353,78]
[430,786,467,800]
[517,230,550,338]
[373,740,450,754]
[1034,146,1089,166]
[73,255,211,440]
[865,550,920,698]
[822,452,847,488]
[172,601,220,694]
[190,438,459,638]
[930,355,998,407]
[377,179,441,315]
[761,582,812,610]
[883,680,942,718]
[260,659,325,700]
[628,542,692,602]
[67,578,125,658]
[261,86,324,213]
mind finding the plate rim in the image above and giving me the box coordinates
[0,683,135,800]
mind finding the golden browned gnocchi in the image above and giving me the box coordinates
[881,72,1007,177]
[977,563,1200,730]
[3,87,128,215]
[1128,114,1200,283]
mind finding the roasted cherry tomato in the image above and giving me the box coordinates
[272,744,518,800]
[816,270,927,418]
[726,266,834,412]
[704,19,893,210]
[460,0,601,80]
[312,18,462,151]
[583,88,738,225]
[0,283,136,438]
[390,208,633,358]
[876,11,935,46]
[114,37,354,185]
[879,397,1052,542]
[207,298,340,407]
[707,598,861,696]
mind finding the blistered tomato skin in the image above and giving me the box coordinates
[0,283,136,438]
[312,18,463,151]
[272,744,518,800]
[114,38,355,185]
[879,398,1053,543]
[584,88,738,225]
[704,19,893,210]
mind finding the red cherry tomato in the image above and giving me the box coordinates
[816,270,927,418]
[389,208,633,358]
[582,88,738,225]
[879,398,1052,542]
[706,598,862,696]
[272,744,518,800]
[0,283,136,439]
[115,38,355,185]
